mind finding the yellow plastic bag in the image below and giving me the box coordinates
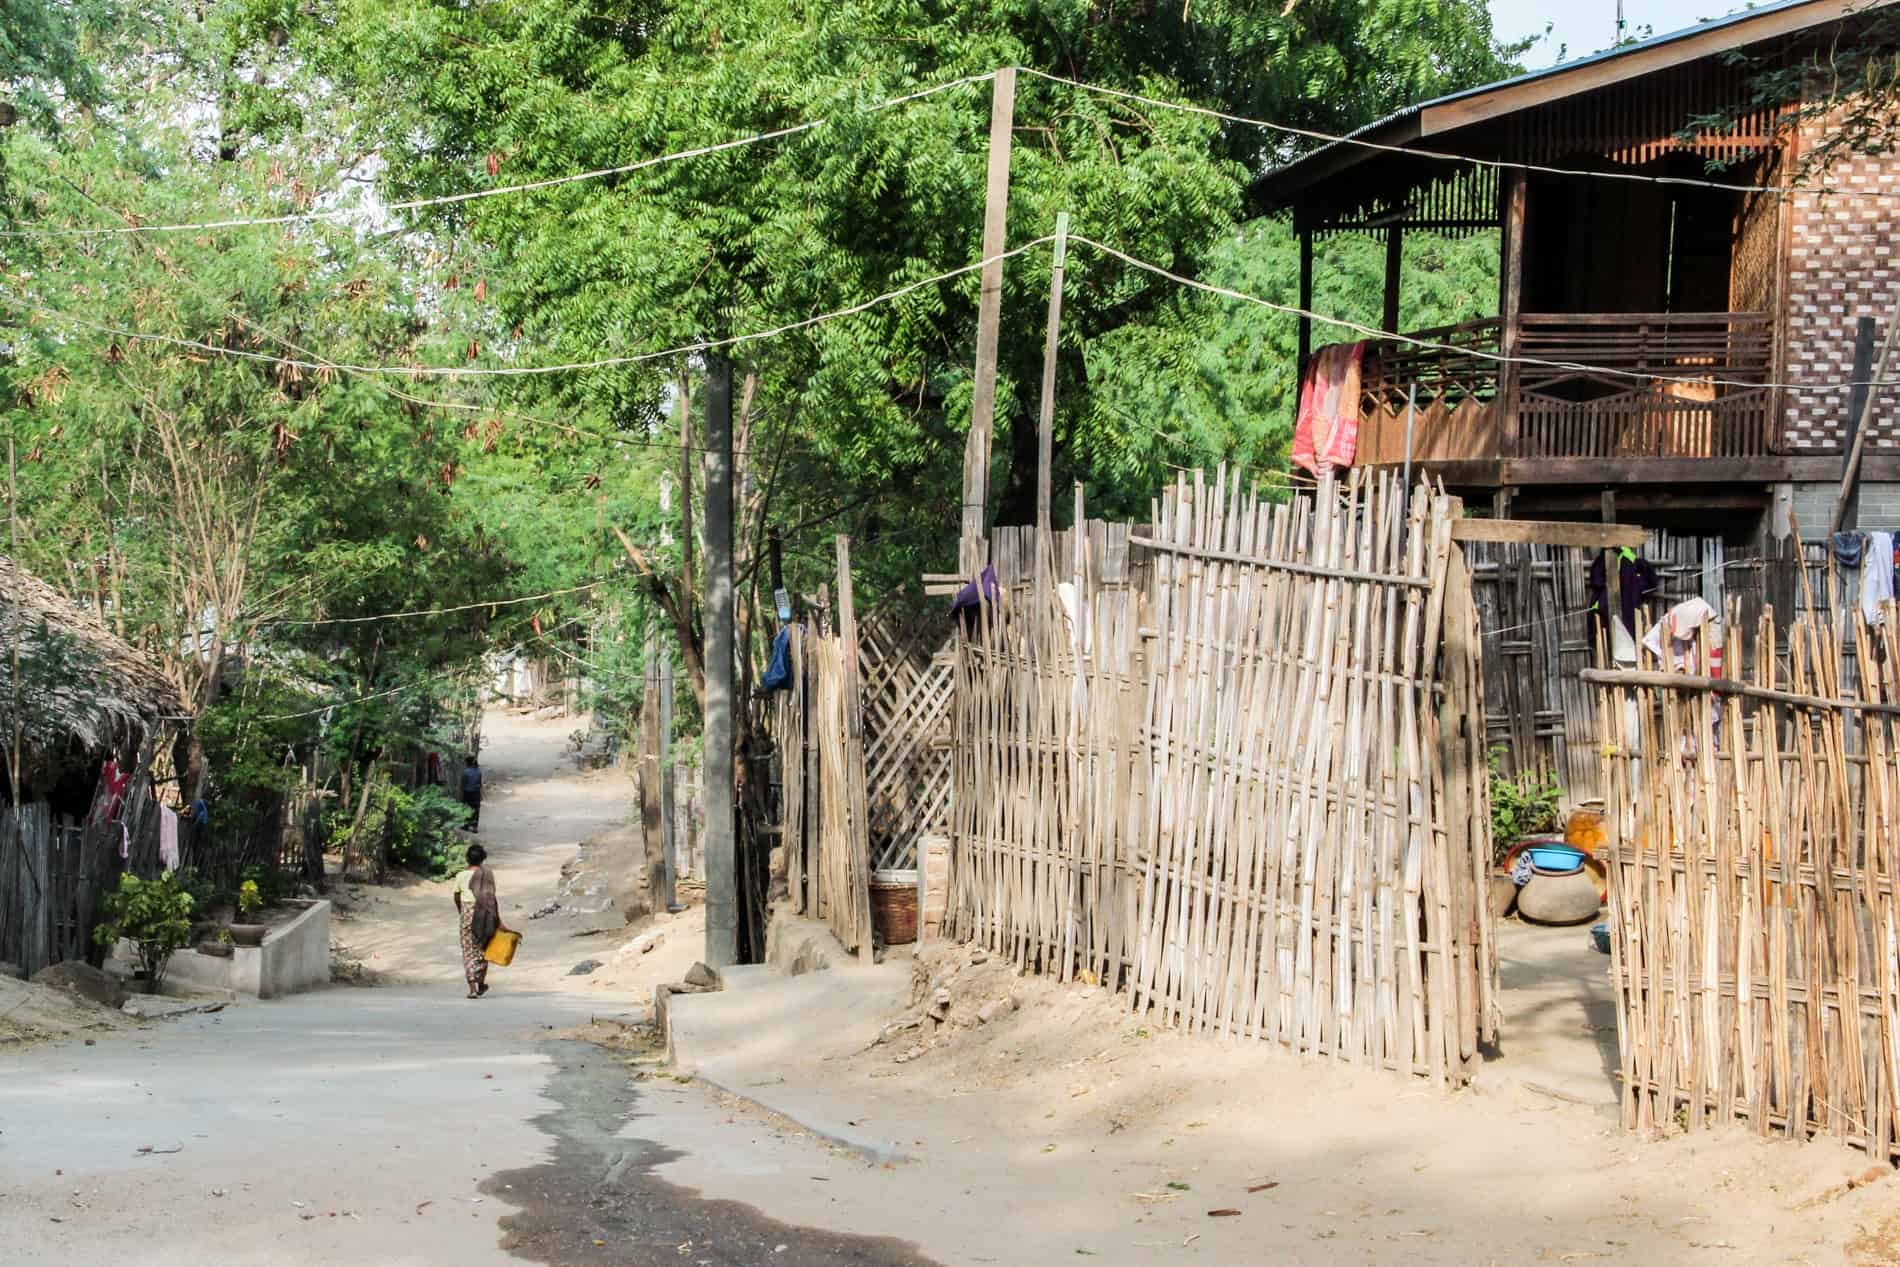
[483,928,520,967]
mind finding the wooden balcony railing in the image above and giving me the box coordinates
[1356,311,1775,466]
[1516,312,1773,459]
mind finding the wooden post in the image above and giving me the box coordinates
[1834,298,1899,534]
[639,623,663,911]
[1498,169,1527,461]
[703,353,738,968]
[1838,317,1876,531]
[1296,224,1314,408]
[768,524,787,622]
[961,66,1016,575]
[1382,224,1404,335]
[1035,213,1070,570]
[1602,489,1624,663]
[834,535,876,963]
[677,368,696,606]
[659,650,681,912]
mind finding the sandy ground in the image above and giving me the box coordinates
[660,932,1900,1267]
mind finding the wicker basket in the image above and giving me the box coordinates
[870,869,919,945]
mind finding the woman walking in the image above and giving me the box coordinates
[453,844,502,998]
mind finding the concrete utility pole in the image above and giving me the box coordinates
[960,66,1017,575]
[702,354,738,968]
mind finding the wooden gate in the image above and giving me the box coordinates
[859,607,954,872]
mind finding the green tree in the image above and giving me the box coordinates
[306,0,1519,668]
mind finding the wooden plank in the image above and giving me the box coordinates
[1450,518,1647,549]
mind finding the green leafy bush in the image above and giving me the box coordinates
[385,782,475,881]
[1488,747,1564,865]
[93,872,196,992]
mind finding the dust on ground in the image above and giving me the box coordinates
[781,935,1900,1266]
[0,974,138,1047]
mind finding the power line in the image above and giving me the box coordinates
[261,580,610,627]
[1069,234,1900,394]
[257,666,483,722]
[0,237,1054,378]
[0,72,999,240]
[1019,67,1900,203]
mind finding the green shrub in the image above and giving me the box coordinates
[383,783,473,878]
[93,872,195,992]
[1488,746,1564,864]
[241,862,292,908]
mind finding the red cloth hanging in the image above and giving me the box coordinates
[1291,341,1366,476]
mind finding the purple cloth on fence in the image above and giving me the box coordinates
[949,566,1000,630]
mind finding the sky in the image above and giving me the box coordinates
[1489,0,1758,68]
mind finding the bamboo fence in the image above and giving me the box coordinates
[948,517,1148,987]
[1589,598,1900,1159]
[948,471,1495,1083]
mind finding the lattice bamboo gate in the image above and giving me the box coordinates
[773,549,954,959]
[949,471,1498,1084]
[1587,601,1900,1159]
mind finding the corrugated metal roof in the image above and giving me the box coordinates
[1253,0,1853,203]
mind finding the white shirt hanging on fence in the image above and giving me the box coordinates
[157,806,179,871]
[1642,597,1723,676]
[1862,532,1895,628]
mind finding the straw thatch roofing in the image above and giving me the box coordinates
[0,554,186,755]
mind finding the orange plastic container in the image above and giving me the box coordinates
[484,928,520,967]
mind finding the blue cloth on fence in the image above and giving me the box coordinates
[1833,531,1866,569]
[761,626,794,692]
[189,799,209,826]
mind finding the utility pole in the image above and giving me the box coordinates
[8,436,21,820]
[960,66,1016,575]
[702,353,738,968]
[1835,317,1879,533]
[1034,212,1070,591]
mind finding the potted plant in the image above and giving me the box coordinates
[93,872,195,993]
[228,879,268,946]
[1487,749,1564,918]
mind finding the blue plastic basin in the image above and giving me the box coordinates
[1526,845,1586,874]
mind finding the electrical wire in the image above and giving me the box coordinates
[0,237,1054,378]
[256,667,482,721]
[1069,234,1900,394]
[0,72,999,239]
[1018,67,1900,202]
[261,580,611,627]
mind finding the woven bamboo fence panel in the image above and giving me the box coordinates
[947,519,1148,986]
[1589,603,1900,1159]
[1131,471,1489,1080]
[949,471,1494,1083]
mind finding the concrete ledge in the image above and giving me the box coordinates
[161,901,331,1000]
[690,1068,913,1167]
[663,960,914,1167]
[762,905,850,977]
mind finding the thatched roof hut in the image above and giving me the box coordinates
[0,554,185,798]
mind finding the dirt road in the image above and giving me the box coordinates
[0,712,935,1266]
[7,712,1897,1266]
